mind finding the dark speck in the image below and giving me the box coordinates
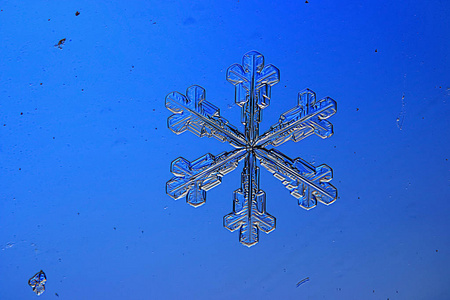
[55,292,59,297]
[20,112,23,115]
[155,127,158,130]
[53,137,55,139]
[19,168,21,170]
[436,249,438,252]
[356,108,359,111]
[40,83,43,85]
[75,11,80,16]
[305,0,309,3]
[375,49,378,52]
[113,227,116,230]
[153,108,155,111]
[55,38,66,49]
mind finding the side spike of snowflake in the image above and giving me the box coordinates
[166,51,338,247]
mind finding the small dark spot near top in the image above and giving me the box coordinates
[439,86,442,88]
[55,292,59,297]
[334,145,336,148]
[40,83,43,85]
[77,212,80,215]
[305,0,309,3]
[375,49,378,52]
[53,137,55,139]
[436,249,438,252]
[19,168,21,170]
[48,18,50,21]
[75,11,80,16]
[81,89,84,91]
[113,227,116,230]
[354,152,356,154]
[131,65,134,68]
[153,108,155,111]
[356,108,359,111]
[20,112,23,115]
[3,124,5,126]
[373,290,375,293]
[152,21,156,24]
[141,230,144,233]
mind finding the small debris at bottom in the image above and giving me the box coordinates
[28,270,47,295]
[296,277,310,287]
[55,38,66,49]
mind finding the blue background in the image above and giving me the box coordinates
[1,0,449,299]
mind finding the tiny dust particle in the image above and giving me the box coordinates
[375,49,378,52]
[55,38,66,49]
[75,11,80,16]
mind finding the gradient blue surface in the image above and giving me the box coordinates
[1,1,449,299]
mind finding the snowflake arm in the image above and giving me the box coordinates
[226,51,280,142]
[223,152,275,247]
[166,149,247,207]
[166,85,247,148]
[255,89,336,148]
[255,148,337,210]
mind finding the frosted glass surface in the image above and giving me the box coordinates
[1,1,449,299]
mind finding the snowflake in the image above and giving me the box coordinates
[166,51,337,247]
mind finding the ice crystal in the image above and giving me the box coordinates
[166,51,337,247]
[28,270,46,296]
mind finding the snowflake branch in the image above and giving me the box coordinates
[255,89,336,147]
[166,85,247,148]
[255,148,337,210]
[167,149,247,207]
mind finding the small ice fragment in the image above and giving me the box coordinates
[296,277,310,287]
[396,94,406,130]
[28,270,47,296]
